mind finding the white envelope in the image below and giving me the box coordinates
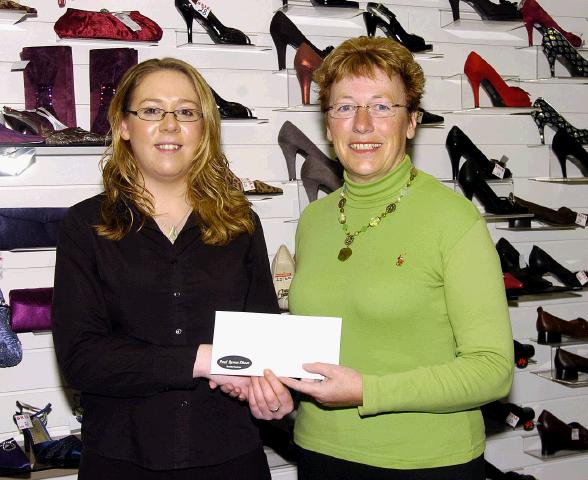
[210,311,342,379]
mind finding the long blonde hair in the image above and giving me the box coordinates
[96,58,253,245]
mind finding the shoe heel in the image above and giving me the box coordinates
[271,32,288,70]
[363,12,377,36]
[466,77,481,108]
[296,67,313,105]
[524,20,534,46]
[533,115,546,145]
[552,133,569,178]
[555,367,578,381]
[537,331,561,344]
[447,148,461,180]
[301,176,320,202]
[449,0,460,21]
[278,140,299,180]
[178,9,194,44]
[539,430,557,456]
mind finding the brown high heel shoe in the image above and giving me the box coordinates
[537,410,588,455]
[511,195,579,227]
[536,306,588,344]
[294,42,322,105]
[554,348,588,381]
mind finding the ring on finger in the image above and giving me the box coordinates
[269,405,280,413]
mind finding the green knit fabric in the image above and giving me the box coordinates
[289,155,514,469]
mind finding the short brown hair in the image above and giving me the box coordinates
[97,57,253,245]
[314,36,425,114]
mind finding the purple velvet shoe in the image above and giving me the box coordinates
[90,48,137,134]
[20,46,76,128]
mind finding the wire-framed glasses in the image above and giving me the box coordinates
[326,102,408,119]
[126,107,203,122]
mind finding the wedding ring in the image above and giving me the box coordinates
[269,406,280,413]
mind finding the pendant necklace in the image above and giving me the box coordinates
[159,207,192,243]
[337,167,417,262]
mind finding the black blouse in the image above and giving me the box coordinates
[52,194,279,470]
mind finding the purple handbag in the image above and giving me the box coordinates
[9,288,53,333]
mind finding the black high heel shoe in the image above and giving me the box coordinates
[552,129,588,178]
[311,0,359,8]
[364,4,432,52]
[270,11,333,70]
[495,238,553,292]
[448,0,522,22]
[542,27,588,78]
[175,0,251,45]
[446,126,512,180]
[528,245,582,288]
[277,121,343,202]
[417,108,444,125]
[457,160,527,215]
[211,89,256,119]
[532,97,588,145]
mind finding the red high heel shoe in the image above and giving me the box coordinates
[294,42,322,105]
[520,0,582,48]
[463,51,531,108]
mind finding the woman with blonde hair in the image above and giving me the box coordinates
[52,57,293,479]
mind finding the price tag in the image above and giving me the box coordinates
[13,414,32,431]
[416,110,424,124]
[240,178,255,192]
[575,213,587,227]
[10,61,29,72]
[576,271,588,286]
[492,163,506,179]
[572,428,580,441]
[518,254,526,270]
[194,0,211,17]
[505,412,520,428]
[112,12,142,32]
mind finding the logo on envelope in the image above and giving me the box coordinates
[217,355,253,370]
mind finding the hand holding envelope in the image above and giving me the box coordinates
[211,311,342,379]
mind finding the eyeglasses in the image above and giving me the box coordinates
[326,102,408,119]
[126,107,203,122]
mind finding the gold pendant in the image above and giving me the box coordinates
[338,247,352,262]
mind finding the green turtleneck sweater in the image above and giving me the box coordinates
[289,156,513,470]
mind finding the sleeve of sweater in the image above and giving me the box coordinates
[359,218,514,416]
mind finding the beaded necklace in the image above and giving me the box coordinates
[337,166,417,262]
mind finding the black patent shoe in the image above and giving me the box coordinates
[552,128,588,178]
[446,126,511,180]
[528,245,582,288]
[311,0,359,7]
[417,108,444,125]
[449,0,522,22]
[175,0,251,45]
[211,89,256,119]
[364,4,432,52]
[457,161,527,215]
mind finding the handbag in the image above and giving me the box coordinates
[54,8,163,42]
[0,208,68,251]
[9,288,53,333]
[0,289,22,367]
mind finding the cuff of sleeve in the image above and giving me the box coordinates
[153,346,199,388]
[357,374,380,417]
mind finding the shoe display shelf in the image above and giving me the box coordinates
[517,46,588,83]
[175,31,272,50]
[0,9,34,25]
[533,343,588,388]
[279,2,363,20]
